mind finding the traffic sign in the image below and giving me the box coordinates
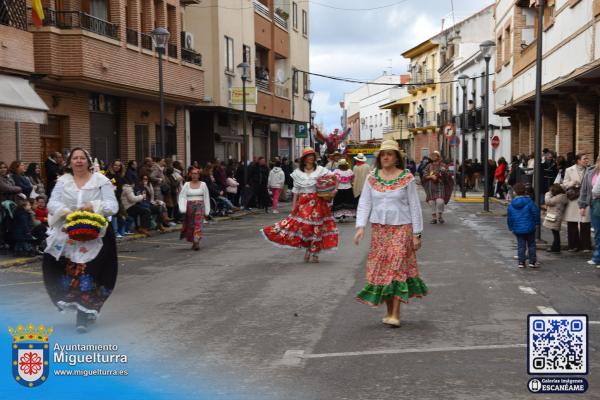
[491,135,500,149]
[444,123,455,137]
[449,135,460,147]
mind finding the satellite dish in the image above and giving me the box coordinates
[276,69,285,83]
[495,85,512,108]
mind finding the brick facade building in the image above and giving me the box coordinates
[1,0,203,168]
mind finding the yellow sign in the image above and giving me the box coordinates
[346,147,379,155]
[230,87,257,105]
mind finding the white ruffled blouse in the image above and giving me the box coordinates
[291,165,329,194]
[45,173,119,263]
[356,170,423,234]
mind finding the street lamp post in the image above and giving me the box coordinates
[150,27,170,159]
[534,0,545,240]
[310,110,317,151]
[237,62,250,198]
[458,74,469,198]
[480,40,496,212]
[304,89,315,147]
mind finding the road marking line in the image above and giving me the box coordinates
[519,286,537,295]
[119,255,150,260]
[589,321,600,325]
[537,306,558,314]
[287,344,526,360]
[0,281,43,287]
[6,269,42,275]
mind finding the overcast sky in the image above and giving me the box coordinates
[309,0,493,132]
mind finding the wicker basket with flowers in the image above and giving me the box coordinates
[64,211,108,242]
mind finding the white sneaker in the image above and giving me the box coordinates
[272,210,279,214]
[587,260,597,266]
[116,234,123,239]
[167,222,177,227]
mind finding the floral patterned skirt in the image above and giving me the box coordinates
[260,193,338,254]
[181,200,204,243]
[42,224,118,316]
[356,224,427,306]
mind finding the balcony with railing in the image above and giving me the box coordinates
[274,82,289,98]
[424,111,439,128]
[168,43,177,58]
[181,48,202,66]
[126,28,138,46]
[141,32,152,50]
[257,79,270,92]
[34,9,119,39]
[1,0,28,30]
[274,8,288,29]
[253,0,270,19]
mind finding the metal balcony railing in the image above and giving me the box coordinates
[181,48,202,66]
[274,12,287,29]
[274,83,289,98]
[253,0,270,19]
[425,111,438,127]
[257,79,270,92]
[2,0,28,30]
[168,43,177,58]
[126,28,138,46]
[141,32,152,50]
[382,123,406,134]
[407,116,415,129]
[34,9,119,39]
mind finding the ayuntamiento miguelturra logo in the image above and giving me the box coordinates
[9,324,53,388]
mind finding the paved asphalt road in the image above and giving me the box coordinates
[1,194,599,399]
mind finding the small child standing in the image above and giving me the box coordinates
[12,195,34,256]
[33,195,48,226]
[508,182,541,268]
[267,161,285,214]
[543,184,569,253]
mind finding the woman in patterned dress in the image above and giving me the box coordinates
[261,147,338,263]
[354,140,427,327]
[178,168,211,250]
[42,148,119,333]
[422,151,452,224]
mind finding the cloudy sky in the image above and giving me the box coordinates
[309,0,493,132]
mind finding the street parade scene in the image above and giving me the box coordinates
[1,0,600,398]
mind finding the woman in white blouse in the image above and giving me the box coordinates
[261,147,339,263]
[178,167,211,250]
[42,147,119,333]
[353,140,427,327]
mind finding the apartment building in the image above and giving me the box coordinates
[494,0,600,159]
[0,0,49,163]
[402,41,442,161]
[341,73,408,143]
[184,0,311,163]
[2,0,204,167]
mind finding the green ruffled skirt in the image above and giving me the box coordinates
[356,277,428,306]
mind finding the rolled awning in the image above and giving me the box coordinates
[0,74,49,124]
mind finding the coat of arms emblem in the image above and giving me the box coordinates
[9,324,53,388]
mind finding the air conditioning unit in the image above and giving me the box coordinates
[181,31,194,50]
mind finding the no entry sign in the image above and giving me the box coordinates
[491,136,500,149]
[449,135,460,147]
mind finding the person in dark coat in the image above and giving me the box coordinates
[541,152,558,196]
[248,157,270,213]
[507,182,540,268]
[9,161,32,198]
[11,195,34,256]
[44,152,63,198]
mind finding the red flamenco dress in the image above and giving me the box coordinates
[261,165,338,254]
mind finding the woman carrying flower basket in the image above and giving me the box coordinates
[42,147,119,333]
[260,147,338,263]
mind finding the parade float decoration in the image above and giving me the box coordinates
[64,211,108,242]
[314,128,352,154]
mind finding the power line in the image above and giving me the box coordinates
[188,0,411,11]
[298,69,494,87]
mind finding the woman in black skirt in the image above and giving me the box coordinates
[332,159,356,222]
[42,148,119,333]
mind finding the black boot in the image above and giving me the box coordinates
[76,310,89,333]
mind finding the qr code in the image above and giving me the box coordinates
[528,315,587,374]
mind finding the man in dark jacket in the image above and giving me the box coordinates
[44,152,63,198]
[507,183,541,268]
[542,152,558,196]
[248,157,270,212]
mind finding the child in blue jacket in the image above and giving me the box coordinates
[507,182,541,268]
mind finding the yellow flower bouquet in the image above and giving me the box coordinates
[64,211,108,241]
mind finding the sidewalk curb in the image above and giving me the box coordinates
[0,210,257,270]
